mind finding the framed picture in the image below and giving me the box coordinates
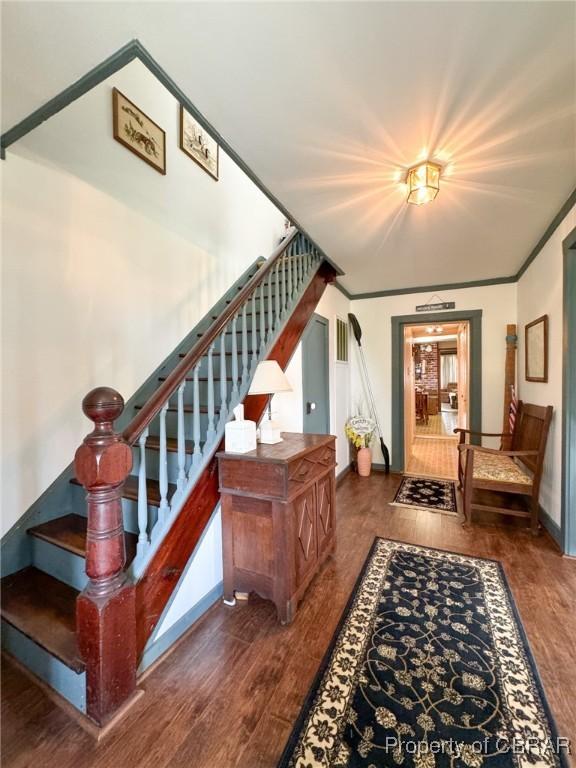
[179,106,219,180]
[112,88,166,174]
[525,314,548,382]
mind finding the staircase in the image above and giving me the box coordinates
[1,228,336,727]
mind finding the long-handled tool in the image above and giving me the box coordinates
[348,313,390,473]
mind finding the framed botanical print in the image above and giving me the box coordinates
[525,314,548,382]
[112,88,166,174]
[179,106,219,180]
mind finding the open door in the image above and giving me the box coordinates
[457,322,470,430]
[403,327,416,469]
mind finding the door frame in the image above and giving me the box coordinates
[301,313,330,434]
[562,226,576,556]
[391,310,483,472]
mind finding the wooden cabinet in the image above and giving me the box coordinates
[217,432,336,624]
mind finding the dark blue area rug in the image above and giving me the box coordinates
[392,477,458,516]
[279,538,568,768]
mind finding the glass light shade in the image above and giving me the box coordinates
[406,162,441,205]
[248,360,293,395]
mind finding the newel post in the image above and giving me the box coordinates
[74,387,138,725]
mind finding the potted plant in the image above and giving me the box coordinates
[345,416,375,477]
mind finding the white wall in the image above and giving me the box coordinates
[272,284,352,475]
[0,58,284,535]
[517,203,576,526]
[349,283,518,465]
[154,509,223,639]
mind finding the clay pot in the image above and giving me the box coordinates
[357,446,372,477]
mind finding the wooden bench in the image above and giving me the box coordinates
[455,402,553,534]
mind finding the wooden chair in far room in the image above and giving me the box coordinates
[415,391,428,424]
[455,402,553,534]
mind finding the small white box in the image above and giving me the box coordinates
[225,404,257,453]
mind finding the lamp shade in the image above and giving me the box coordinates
[248,360,293,395]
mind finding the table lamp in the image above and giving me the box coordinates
[248,360,292,443]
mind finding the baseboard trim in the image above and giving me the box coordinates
[1,650,144,741]
[336,464,352,485]
[539,506,563,552]
[138,580,223,676]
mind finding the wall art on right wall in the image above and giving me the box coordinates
[525,314,548,382]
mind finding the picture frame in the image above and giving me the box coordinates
[525,314,548,382]
[112,88,166,174]
[179,105,219,180]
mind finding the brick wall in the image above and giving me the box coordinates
[419,343,438,393]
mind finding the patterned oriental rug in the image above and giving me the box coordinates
[279,539,568,768]
[392,477,458,516]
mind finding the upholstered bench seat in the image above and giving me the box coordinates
[473,451,532,485]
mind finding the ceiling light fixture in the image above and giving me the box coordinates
[406,161,442,206]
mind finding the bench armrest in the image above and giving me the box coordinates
[453,428,511,438]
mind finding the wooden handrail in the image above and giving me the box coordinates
[123,227,300,446]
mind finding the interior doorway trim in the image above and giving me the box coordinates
[391,310,483,473]
[562,226,576,556]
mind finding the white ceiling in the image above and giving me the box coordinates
[2,2,575,293]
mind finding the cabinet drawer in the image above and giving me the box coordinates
[287,442,336,498]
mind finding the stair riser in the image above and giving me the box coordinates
[1,621,86,713]
[31,538,88,592]
[69,482,140,535]
[135,449,197,484]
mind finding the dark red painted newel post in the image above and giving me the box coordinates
[74,387,137,725]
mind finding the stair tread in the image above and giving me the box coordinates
[0,567,84,673]
[122,475,177,505]
[27,514,137,563]
[146,435,194,453]
[70,476,176,507]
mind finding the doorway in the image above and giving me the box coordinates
[391,310,482,475]
[302,313,330,434]
[403,322,469,479]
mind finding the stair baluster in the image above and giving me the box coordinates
[176,382,187,496]
[156,401,170,530]
[219,329,228,428]
[267,267,274,340]
[251,290,258,375]
[275,260,281,323]
[206,343,216,445]
[137,428,149,558]
[231,313,240,406]
[287,245,293,303]
[260,281,267,351]
[241,303,249,385]
[192,362,202,466]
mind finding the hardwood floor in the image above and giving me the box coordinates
[2,471,575,768]
[406,437,459,479]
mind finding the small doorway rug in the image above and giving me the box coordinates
[392,476,458,516]
[279,538,567,768]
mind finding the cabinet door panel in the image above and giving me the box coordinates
[294,485,317,584]
[316,474,334,556]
